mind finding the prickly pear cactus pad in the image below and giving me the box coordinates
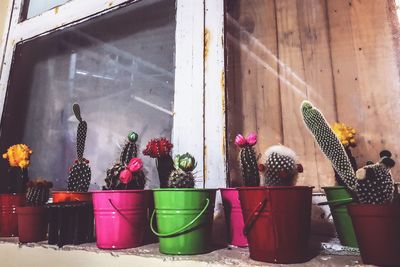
[301,101,357,190]
[67,103,91,192]
[235,133,260,187]
[355,150,395,204]
[263,145,303,186]
[167,153,196,188]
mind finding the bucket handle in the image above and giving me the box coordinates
[317,198,354,208]
[108,199,133,223]
[150,198,210,237]
[243,198,267,236]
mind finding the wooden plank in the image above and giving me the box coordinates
[328,0,400,181]
[204,0,227,189]
[226,0,282,186]
[172,0,205,188]
[275,0,337,190]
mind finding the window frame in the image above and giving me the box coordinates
[0,0,227,189]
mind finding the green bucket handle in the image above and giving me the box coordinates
[150,198,210,237]
[243,198,267,236]
[318,198,354,208]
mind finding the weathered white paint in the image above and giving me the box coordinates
[172,0,205,188]
[0,0,13,77]
[204,0,227,190]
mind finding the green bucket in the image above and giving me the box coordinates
[150,188,216,255]
[320,186,358,248]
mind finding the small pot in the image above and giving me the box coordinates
[0,193,26,237]
[17,206,48,243]
[52,191,92,203]
[348,203,400,266]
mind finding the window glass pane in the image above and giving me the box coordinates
[23,0,71,20]
[1,0,175,191]
[226,0,400,188]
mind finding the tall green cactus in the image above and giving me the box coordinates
[67,103,91,192]
[301,101,357,190]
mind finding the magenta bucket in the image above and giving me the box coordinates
[92,190,151,249]
[220,188,248,247]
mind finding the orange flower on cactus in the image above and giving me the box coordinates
[2,144,32,169]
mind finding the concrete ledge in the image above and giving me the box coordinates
[0,237,368,267]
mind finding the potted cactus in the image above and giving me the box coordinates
[53,103,92,203]
[220,133,259,248]
[301,101,399,266]
[150,152,216,255]
[234,134,312,263]
[17,178,52,242]
[1,144,32,237]
[92,131,151,249]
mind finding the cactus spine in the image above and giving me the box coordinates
[67,103,91,192]
[235,133,260,187]
[167,153,196,188]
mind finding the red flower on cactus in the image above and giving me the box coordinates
[235,133,257,148]
[143,138,173,158]
[127,158,143,173]
[119,169,133,184]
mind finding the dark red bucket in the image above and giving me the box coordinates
[238,186,313,263]
[348,204,400,266]
[17,206,48,243]
[0,193,26,237]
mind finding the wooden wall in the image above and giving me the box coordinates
[226,0,400,190]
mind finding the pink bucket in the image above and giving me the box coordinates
[220,188,248,247]
[92,190,151,249]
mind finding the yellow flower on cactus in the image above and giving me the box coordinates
[332,123,357,148]
[2,144,32,169]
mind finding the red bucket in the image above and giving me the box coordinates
[0,193,26,237]
[238,186,313,263]
[348,204,400,266]
[17,206,48,243]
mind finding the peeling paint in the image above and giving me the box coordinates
[108,2,113,7]
[204,28,210,61]
[54,6,59,14]
[221,70,225,113]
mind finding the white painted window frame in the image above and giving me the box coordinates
[0,0,227,189]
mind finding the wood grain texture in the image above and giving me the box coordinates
[328,0,400,181]
[226,0,282,186]
[226,0,400,189]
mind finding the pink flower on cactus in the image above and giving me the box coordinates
[247,133,257,146]
[127,158,143,173]
[235,134,247,147]
[119,169,133,184]
[235,133,257,147]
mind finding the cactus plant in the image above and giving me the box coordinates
[355,150,395,204]
[143,138,174,188]
[104,131,139,190]
[235,133,260,186]
[26,179,53,205]
[301,101,395,204]
[262,145,303,186]
[167,153,196,188]
[301,101,357,190]
[67,103,91,192]
[3,144,32,193]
